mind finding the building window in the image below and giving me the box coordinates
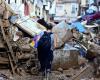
[98,1,100,6]
[72,5,76,14]
[8,0,10,4]
[22,0,25,3]
[15,0,17,3]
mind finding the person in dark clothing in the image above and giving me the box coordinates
[37,24,54,76]
[37,18,49,29]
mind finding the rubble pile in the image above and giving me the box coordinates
[0,0,100,80]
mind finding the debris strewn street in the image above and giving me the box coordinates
[0,0,100,80]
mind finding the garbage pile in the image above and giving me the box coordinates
[0,0,39,75]
[0,0,100,79]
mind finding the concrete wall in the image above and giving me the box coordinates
[54,2,79,22]
[65,3,79,17]
[81,0,87,7]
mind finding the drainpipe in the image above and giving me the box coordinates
[78,0,81,16]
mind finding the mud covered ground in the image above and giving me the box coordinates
[0,64,100,80]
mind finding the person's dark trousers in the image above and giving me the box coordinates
[40,59,52,73]
[39,51,53,74]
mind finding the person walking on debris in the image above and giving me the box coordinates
[37,23,54,77]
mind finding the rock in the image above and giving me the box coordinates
[57,68,63,73]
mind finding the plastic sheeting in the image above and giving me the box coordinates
[63,44,78,51]
[24,1,29,16]
[72,22,86,33]
[83,12,100,22]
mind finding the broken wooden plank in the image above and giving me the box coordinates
[71,65,93,80]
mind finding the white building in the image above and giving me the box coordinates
[4,0,48,19]
[54,0,79,22]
